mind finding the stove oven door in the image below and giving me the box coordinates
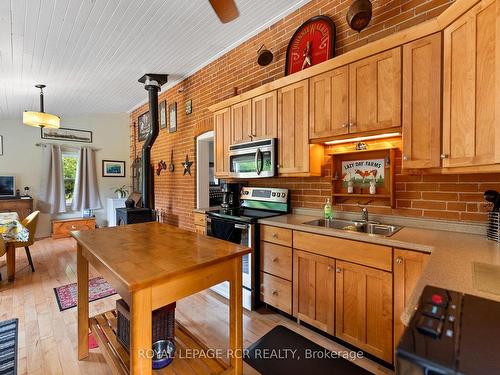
[206,216,254,309]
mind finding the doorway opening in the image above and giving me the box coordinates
[196,131,220,208]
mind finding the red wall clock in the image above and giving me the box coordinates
[285,16,336,76]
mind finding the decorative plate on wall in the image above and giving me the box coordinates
[284,15,336,76]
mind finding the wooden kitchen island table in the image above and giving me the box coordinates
[72,222,251,375]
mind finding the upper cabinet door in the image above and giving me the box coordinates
[349,48,402,133]
[443,0,498,167]
[230,100,252,145]
[309,66,349,140]
[214,107,231,177]
[277,81,310,174]
[402,33,442,169]
[252,91,278,140]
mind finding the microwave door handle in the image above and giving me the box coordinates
[234,223,247,230]
[255,148,262,175]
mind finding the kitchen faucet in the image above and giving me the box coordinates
[360,206,369,222]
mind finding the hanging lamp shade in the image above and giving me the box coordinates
[23,111,60,128]
[23,84,60,129]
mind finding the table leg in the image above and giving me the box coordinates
[77,244,89,360]
[131,287,152,375]
[6,243,15,282]
[229,257,243,375]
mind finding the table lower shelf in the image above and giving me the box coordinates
[90,310,229,375]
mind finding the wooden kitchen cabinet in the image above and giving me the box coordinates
[213,107,231,177]
[442,0,499,168]
[309,66,349,141]
[252,91,278,140]
[293,249,335,335]
[230,100,252,145]
[336,260,393,363]
[261,272,292,314]
[349,48,402,133]
[278,80,323,176]
[402,33,442,169]
[393,249,429,349]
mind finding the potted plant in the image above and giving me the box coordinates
[113,185,129,199]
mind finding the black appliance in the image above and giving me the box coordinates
[220,181,246,209]
[396,285,500,374]
[206,187,289,310]
[116,74,168,225]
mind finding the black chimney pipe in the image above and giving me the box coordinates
[138,74,168,209]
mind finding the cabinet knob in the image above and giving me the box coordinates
[272,257,278,262]
[336,268,342,273]
[341,123,349,128]
[349,122,356,129]
[272,233,278,238]
[440,153,449,159]
[396,257,403,264]
[272,290,278,296]
[277,164,282,169]
[403,155,409,161]
[327,265,333,271]
[71,225,77,229]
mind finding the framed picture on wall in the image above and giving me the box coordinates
[41,127,93,143]
[138,111,150,141]
[102,160,126,177]
[159,100,167,129]
[169,102,177,133]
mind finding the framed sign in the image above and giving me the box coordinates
[341,158,385,188]
[41,127,93,143]
[169,102,177,133]
[185,99,192,115]
[137,111,150,141]
[285,16,336,76]
[102,160,126,177]
[159,100,167,129]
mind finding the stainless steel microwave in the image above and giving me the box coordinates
[228,138,277,178]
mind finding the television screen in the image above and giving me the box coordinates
[0,176,15,197]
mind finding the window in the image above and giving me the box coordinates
[62,153,79,205]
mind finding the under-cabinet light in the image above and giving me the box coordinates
[324,132,401,145]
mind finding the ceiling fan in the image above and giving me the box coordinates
[209,0,239,23]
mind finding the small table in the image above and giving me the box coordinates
[72,222,251,375]
[0,212,29,281]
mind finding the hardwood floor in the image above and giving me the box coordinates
[0,237,392,375]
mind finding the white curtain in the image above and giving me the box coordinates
[72,147,102,211]
[38,145,66,214]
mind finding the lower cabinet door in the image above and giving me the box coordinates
[335,260,393,363]
[293,250,335,335]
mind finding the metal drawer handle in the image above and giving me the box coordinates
[336,268,342,273]
[272,257,278,262]
[396,257,403,264]
[272,290,278,296]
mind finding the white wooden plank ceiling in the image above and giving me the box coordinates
[0,0,310,120]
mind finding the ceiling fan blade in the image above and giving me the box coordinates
[209,0,239,23]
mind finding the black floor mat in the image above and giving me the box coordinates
[244,325,372,375]
[0,318,18,375]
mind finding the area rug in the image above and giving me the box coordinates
[0,318,18,375]
[53,276,117,311]
[244,325,372,375]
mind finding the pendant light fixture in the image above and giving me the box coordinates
[23,84,60,129]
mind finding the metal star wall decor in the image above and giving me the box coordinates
[181,154,193,175]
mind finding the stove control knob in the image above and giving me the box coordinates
[282,193,286,198]
[272,192,276,197]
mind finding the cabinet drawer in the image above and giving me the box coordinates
[260,241,292,281]
[260,272,292,314]
[52,219,96,239]
[260,225,292,247]
[293,231,392,271]
[193,213,206,226]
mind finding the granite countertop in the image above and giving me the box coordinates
[259,213,500,324]
[193,206,219,214]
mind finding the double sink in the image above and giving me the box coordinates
[303,218,402,237]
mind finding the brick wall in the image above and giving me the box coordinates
[130,0,500,231]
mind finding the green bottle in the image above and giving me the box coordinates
[324,198,333,220]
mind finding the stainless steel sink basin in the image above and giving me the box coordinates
[302,218,402,237]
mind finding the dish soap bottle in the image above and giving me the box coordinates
[324,198,333,220]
